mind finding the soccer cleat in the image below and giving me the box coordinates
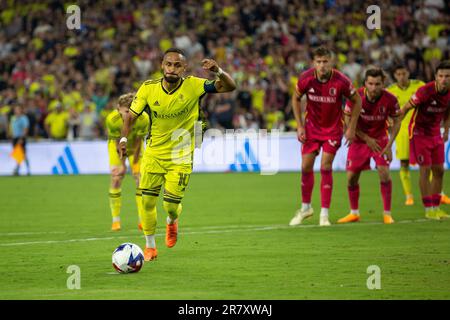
[319,216,331,226]
[383,214,395,224]
[289,208,314,226]
[425,210,440,220]
[435,209,449,219]
[144,247,158,261]
[138,223,143,231]
[440,194,450,205]
[165,221,178,248]
[111,221,121,231]
[405,196,414,206]
[337,213,360,224]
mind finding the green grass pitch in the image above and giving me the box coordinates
[0,171,449,299]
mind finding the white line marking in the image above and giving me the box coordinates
[0,218,439,247]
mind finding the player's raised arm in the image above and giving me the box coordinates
[201,59,236,93]
[292,89,306,143]
[345,92,362,143]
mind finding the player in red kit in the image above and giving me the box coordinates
[401,60,450,220]
[289,47,361,226]
[338,68,402,224]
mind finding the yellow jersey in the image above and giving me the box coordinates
[105,109,149,153]
[130,76,210,164]
[44,111,69,139]
[387,79,425,131]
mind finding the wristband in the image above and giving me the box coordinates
[119,137,128,144]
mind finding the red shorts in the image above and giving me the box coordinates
[346,138,390,172]
[301,137,342,156]
[410,135,444,166]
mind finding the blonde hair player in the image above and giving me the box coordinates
[105,93,150,231]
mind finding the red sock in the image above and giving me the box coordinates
[301,171,314,204]
[380,180,392,212]
[348,184,360,211]
[320,169,333,209]
[431,194,441,207]
[422,196,433,208]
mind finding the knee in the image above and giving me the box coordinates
[379,169,390,183]
[432,167,444,179]
[111,176,123,189]
[321,162,333,171]
[348,177,358,187]
[142,196,157,211]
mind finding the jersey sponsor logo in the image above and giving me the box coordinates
[152,106,189,119]
[307,95,337,103]
[308,88,315,93]
[52,146,79,175]
[154,100,160,106]
[426,106,446,113]
[361,114,386,121]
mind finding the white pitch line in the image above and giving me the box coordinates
[0,218,439,247]
[0,231,67,237]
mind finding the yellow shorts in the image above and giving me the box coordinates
[395,127,410,161]
[139,155,192,203]
[108,140,141,174]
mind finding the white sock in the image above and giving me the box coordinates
[145,235,156,248]
[351,210,360,215]
[384,211,391,216]
[301,203,311,210]
[320,208,329,217]
[166,216,177,225]
[112,217,120,223]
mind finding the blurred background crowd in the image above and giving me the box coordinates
[0,0,448,141]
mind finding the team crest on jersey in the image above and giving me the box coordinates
[380,106,386,114]
[417,154,424,164]
[154,101,160,106]
[329,87,337,96]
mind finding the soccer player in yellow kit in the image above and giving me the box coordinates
[119,48,236,261]
[106,93,150,231]
[387,65,424,205]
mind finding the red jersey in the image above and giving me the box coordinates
[296,68,356,140]
[409,81,450,137]
[345,88,400,142]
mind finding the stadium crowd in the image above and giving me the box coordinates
[0,0,448,140]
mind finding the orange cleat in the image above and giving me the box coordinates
[337,213,360,224]
[405,196,414,206]
[138,223,143,231]
[111,221,121,231]
[440,194,450,205]
[144,247,158,261]
[165,221,178,248]
[383,214,395,224]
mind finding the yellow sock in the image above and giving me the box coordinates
[109,188,122,221]
[141,195,158,235]
[135,188,143,223]
[399,167,412,197]
[163,201,182,222]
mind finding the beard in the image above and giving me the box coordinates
[164,74,180,83]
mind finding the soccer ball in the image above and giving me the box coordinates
[112,243,144,274]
